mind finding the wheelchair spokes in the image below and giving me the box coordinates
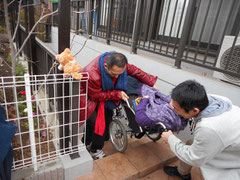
[109,120,128,152]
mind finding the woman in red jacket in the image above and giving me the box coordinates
[80,52,158,159]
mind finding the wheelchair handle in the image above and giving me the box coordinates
[125,98,135,115]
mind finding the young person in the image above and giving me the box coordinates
[161,80,240,180]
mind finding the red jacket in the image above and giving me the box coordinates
[79,55,157,121]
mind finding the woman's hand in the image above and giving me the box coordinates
[143,95,149,98]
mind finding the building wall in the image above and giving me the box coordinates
[158,0,239,44]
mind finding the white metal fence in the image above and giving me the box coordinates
[0,73,89,171]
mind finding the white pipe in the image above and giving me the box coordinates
[24,74,38,171]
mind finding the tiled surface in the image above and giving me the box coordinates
[95,153,138,180]
[140,161,204,180]
[140,168,169,180]
[102,139,118,156]
[144,139,176,162]
[76,136,179,180]
[123,143,161,172]
[75,136,204,180]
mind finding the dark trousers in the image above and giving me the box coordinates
[85,103,113,151]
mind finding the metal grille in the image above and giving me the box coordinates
[0,73,89,171]
[220,45,240,82]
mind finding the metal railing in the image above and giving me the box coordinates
[68,0,240,80]
[70,0,88,33]
[10,0,240,81]
[0,73,89,171]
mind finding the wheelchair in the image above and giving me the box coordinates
[109,98,167,152]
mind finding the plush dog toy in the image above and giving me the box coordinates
[56,48,83,80]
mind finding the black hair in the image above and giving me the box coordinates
[171,80,209,113]
[106,53,128,68]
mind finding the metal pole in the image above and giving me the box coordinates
[76,1,80,32]
[23,0,30,58]
[88,0,94,37]
[131,0,143,54]
[28,0,37,75]
[174,0,197,68]
[106,0,114,45]
[58,0,70,153]
[25,74,38,171]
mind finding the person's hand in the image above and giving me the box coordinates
[143,95,149,98]
[161,130,173,143]
[153,83,160,91]
[121,91,129,101]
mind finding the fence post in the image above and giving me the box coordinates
[174,0,197,68]
[88,0,94,37]
[106,0,114,45]
[25,74,38,171]
[131,0,143,54]
[76,1,80,32]
[70,80,81,159]
[28,0,37,75]
[58,0,70,154]
[23,0,31,59]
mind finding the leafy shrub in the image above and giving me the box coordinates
[16,64,26,76]
[7,52,26,76]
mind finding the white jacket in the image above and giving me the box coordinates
[168,95,240,180]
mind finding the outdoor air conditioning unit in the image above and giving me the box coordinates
[213,35,240,86]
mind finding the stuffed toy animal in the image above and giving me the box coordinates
[56,48,83,80]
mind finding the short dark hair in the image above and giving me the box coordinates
[171,80,209,113]
[106,53,128,68]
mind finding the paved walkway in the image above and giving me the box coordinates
[75,136,203,180]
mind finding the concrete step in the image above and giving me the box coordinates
[75,136,178,180]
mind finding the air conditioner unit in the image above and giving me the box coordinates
[213,35,240,86]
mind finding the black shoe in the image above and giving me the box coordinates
[163,166,191,180]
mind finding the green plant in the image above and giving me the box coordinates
[0,25,7,33]
[22,122,29,129]
[32,105,36,112]
[18,103,27,117]
[6,52,26,76]
[18,96,26,102]
[34,118,38,128]
[7,53,12,63]
[16,64,26,76]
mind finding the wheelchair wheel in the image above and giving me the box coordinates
[109,119,128,152]
[146,131,161,142]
